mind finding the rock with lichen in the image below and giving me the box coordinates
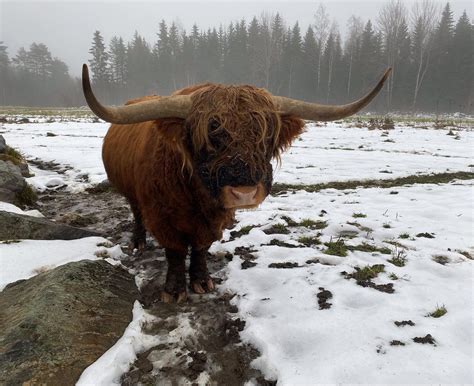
[0,260,138,385]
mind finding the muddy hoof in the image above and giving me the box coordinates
[130,239,146,254]
[162,271,187,303]
[160,290,187,303]
[191,277,215,294]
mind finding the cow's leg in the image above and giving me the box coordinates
[129,201,146,251]
[189,247,215,294]
[161,248,187,303]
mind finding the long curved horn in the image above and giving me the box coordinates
[273,68,391,121]
[82,64,191,124]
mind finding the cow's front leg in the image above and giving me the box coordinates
[189,247,215,294]
[161,248,187,303]
[129,201,146,251]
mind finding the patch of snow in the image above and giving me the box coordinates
[0,201,44,217]
[3,121,109,191]
[0,237,117,291]
[276,124,474,184]
[44,177,66,188]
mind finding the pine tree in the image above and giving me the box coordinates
[256,14,273,89]
[223,20,249,84]
[450,11,473,112]
[28,43,53,79]
[248,17,261,85]
[168,22,182,89]
[181,32,195,85]
[154,20,173,92]
[0,42,9,71]
[269,13,285,93]
[0,42,9,105]
[88,31,110,85]
[428,3,455,111]
[392,19,412,110]
[109,36,127,86]
[206,28,221,83]
[127,32,154,96]
[12,47,29,72]
[283,22,303,98]
[196,30,210,82]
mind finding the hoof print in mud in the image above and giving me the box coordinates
[138,280,163,307]
[186,351,208,380]
[224,318,246,344]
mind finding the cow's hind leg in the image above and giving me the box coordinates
[129,201,146,251]
[189,247,215,294]
[161,248,187,303]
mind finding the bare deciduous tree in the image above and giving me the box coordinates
[377,0,408,108]
[410,0,439,110]
[345,15,364,96]
[326,21,340,102]
[314,4,330,96]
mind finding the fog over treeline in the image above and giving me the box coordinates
[0,1,472,113]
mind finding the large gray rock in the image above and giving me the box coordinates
[0,160,26,204]
[0,135,6,153]
[0,210,102,240]
[0,260,138,385]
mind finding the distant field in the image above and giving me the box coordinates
[0,106,94,118]
[0,106,472,127]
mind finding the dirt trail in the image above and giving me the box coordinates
[36,186,271,385]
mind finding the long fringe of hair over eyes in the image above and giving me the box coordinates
[184,84,284,178]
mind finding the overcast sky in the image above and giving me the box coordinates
[1,0,472,77]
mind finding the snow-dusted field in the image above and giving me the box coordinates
[1,118,473,384]
[216,181,473,383]
[3,120,473,189]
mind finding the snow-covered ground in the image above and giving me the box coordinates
[215,181,473,383]
[1,118,473,384]
[2,120,473,190]
[0,236,121,291]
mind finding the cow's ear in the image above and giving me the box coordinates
[274,115,305,156]
[154,118,187,143]
[154,118,194,173]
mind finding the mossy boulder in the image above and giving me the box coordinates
[0,160,26,204]
[0,260,138,385]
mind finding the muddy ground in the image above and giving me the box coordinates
[35,183,272,385]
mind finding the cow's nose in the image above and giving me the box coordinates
[230,187,257,202]
[223,186,259,208]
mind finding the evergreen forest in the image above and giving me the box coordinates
[0,2,472,113]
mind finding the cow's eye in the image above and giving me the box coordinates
[208,119,221,132]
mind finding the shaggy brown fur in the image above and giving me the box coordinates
[102,83,305,301]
